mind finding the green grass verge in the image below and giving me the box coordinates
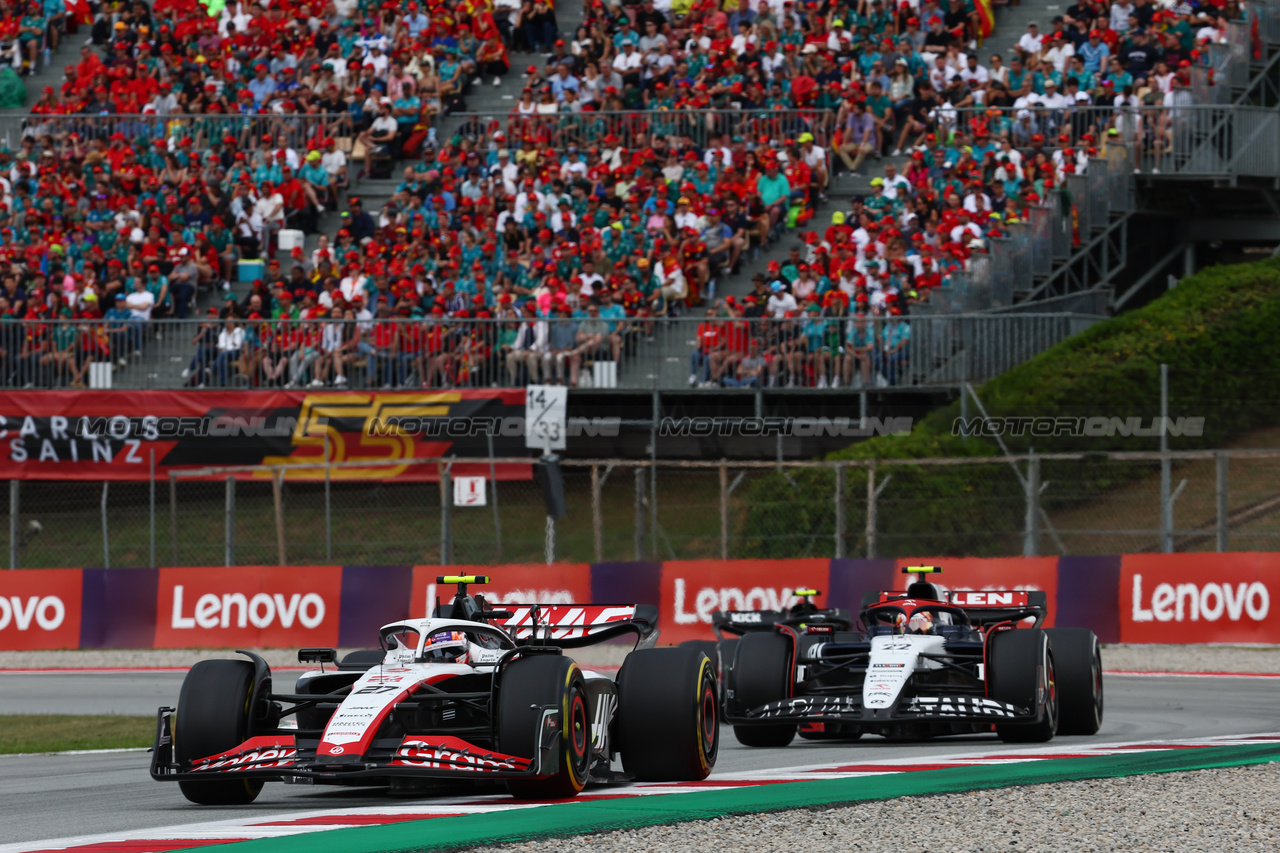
[743,258,1280,557]
[0,714,154,754]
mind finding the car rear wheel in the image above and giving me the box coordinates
[616,647,719,781]
[989,629,1058,743]
[727,632,797,748]
[174,659,264,805]
[498,654,590,799]
[1046,628,1104,736]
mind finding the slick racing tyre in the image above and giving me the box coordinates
[174,659,264,805]
[1045,628,1104,735]
[498,654,591,799]
[616,647,719,781]
[989,629,1059,743]
[679,639,728,704]
[727,632,796,748]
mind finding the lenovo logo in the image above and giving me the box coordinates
[169,585,326,630]
[1131,574,1269,623]
[673,579,797,625]
[0,595,66,631]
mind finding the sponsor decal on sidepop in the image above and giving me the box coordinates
[1131,574,1269,623]
[170,585,326,630]
[0,595,66,631]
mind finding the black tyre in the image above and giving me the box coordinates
[615,646,719,781]
[989,629,1058,743]
[1046,628,1104,736]
[727,632,796,748]
[497,655,590,799]
[174,659,264,805]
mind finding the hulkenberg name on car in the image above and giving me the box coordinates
[151,576,719,804]
[705,566,1104,747]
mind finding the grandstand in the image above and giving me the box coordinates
[0,0,1276,397]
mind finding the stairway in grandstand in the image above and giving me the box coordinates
[0,24,84,131]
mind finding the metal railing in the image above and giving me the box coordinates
[449,108,839,151]
[1,113,357,152]
[0,313,1103,391]
[7,448,1279,567]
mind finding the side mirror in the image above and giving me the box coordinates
[298,648,338,664]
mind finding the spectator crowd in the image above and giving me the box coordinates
[0,0,1244,390]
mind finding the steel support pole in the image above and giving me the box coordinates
[168,475,178,564]
[1160,364,1172,553]
[865,462,877,559]
[8,481,16,570]
[323,432,332,562]
[439,463,452,565]
[1024,454,1040,557]
[224,476,236,567]
[633,467,644,561]
[149,450,156,568]
[719,463,729,560]
[487,432,501,561]
[100,482,110,569]
[591,465,604,563]
[834,464,846,559]
[1216,452,1229,553]
[272,471,286,566]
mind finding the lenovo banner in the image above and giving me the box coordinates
[0,391,531,481]
[657,559,831,645]
[0,569,83,650]
[411,564,594,622]
[1120,553,1280,643]
[154,566,343,649]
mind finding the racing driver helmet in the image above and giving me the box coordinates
[422,629,471,664]
[907,611,935,634]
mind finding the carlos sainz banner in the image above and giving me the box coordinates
[0,391,530,481]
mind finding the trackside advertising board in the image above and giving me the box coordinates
[0,391,531,481]
[3,555,1280,650]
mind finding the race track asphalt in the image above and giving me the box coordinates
[0,673,1277,845]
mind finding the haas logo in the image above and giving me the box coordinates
[0,596,66,631]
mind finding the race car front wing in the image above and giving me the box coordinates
[149,705,566,784]
[727,693,1030,725]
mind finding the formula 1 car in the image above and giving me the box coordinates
[678,588,852,740]
[151,576,718,804]
[723,566,1103,747]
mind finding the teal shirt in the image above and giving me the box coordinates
[756,173,791,207]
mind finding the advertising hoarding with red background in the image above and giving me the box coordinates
[1119,552,1280,643]
[0,569,83,650]
[411,564,593,622]
[0,391,530,481]
[657,559,831,645]
[154,566,343,649]
[893,557,1060,627]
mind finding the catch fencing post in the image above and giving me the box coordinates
[1023,453,1041,557]
[487,433,502,561]
[834,464,846,559]
[591,465,604,563]
[272,470,286,566]
[1160,364,1173,553]
[439,462,452,565]
[323,432,332,562]
[9,480,18,569]
[633,468,645,561]
[224,476,236,567]
[168,474,178,564]
[866,461,877,558]
[149,450,156,568]
[1216,452,1229,552]
[100,482,110,569]
[719,462,729,560]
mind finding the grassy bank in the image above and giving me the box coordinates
[0,715,155,754]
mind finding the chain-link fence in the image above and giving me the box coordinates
[8,449,1280,569]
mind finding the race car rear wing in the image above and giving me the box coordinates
[859,589,1047,628]
[500,604,660,649]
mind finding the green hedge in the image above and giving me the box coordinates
[738,259,1280,557]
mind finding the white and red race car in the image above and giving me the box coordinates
[151,576,719,804]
